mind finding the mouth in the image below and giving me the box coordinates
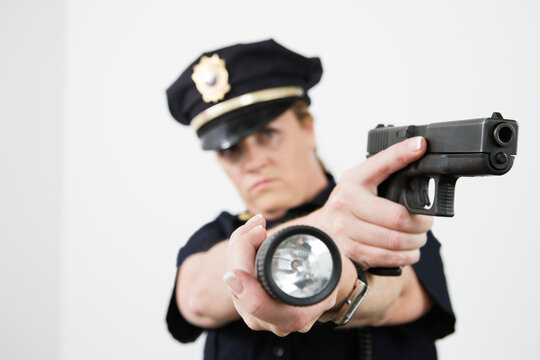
[251,178,275,192]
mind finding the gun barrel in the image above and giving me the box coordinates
[493,122,516,147]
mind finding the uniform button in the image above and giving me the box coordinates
[272,346,285,358]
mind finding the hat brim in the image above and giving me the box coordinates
[199,99,297,150]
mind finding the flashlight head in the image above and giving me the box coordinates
[255,225,341,306]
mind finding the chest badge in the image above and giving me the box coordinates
[191,54,231,103]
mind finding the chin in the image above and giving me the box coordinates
[251,195,299,220]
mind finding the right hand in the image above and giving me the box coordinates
[307,136,433,270]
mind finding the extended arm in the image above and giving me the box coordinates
[176,240,238,328]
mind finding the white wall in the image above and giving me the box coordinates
[2,0,539,359]
[0,1,64,359]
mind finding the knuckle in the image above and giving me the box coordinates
[298,321,315,333]
[408,233,427,249]
[422,232,428,245]
[328,194,347,212]
[244,299,264,317]
[287,314,307,333]
[243,317,262,331]
[332,220,347,238]
[383,252,404,268]
[366,161,391,186]
[342,242,369,268]
[423,215,434,229]
[388,206,409,229]
[352,247,365,265]
[412,214,433,233]
[270,325,290,337]
[387,230,405,250]
[409,250,421,264]
[417,232,428,247]
[376,163,392,179]
[340,241,356,260]
[184,293,203,317]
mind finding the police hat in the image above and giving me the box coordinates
[166,39,323,150]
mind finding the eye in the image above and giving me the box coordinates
[218,145,241,160]
[261,128,277,140]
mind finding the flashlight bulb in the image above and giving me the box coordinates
[256,225,341,306]
[271,234,334,298]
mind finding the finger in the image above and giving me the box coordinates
[225,269,330,332]
[227,223,267,274]
[225,269,295,321]
[298,318,318,333]
[349,195,433,233]
[358,136,427,190]
[231,214,266,238]
[340,239,422,269]
[328,188,433,233]
[332,216,428,251]
[234,310,291,337]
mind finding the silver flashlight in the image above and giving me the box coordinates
[255,225,341,306]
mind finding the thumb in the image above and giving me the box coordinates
[359,136,426,189]
[227,221,267,274]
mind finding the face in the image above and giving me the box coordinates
[216,109,326,220]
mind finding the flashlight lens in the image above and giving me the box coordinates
[270,234,334,299]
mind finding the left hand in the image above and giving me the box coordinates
[223,214,338,336]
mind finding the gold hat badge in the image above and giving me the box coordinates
[191,54,231,103]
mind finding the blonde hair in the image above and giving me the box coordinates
[290,100,312,124]
[290,100,328,173]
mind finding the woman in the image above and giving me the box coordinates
[166,39,455,359]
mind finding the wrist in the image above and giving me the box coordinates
[335,256,358,309]
[319,255,357,322]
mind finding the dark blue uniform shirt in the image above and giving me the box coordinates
[166,176,455,360]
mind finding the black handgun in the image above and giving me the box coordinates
[367,112,518,217]
[366,112,518,276]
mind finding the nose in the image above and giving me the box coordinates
[243,139,268,172]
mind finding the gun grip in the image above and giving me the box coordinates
[368,267,402,276]
[432,177,457,216]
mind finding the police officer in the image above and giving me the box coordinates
[166,39,455,359]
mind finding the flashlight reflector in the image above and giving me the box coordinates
[256,225,341,306]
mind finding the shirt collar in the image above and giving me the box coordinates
[266,172,335,228]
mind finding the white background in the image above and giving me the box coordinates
[1,0,539,359]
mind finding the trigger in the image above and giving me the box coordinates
[420,188,431,208]
[417,178,431,208]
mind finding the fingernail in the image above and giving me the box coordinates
[250,224,264,233]
[247,214,263,224]
[408,137,422,151]
[223,271,243,295]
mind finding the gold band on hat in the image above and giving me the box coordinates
[191,86,305,132]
